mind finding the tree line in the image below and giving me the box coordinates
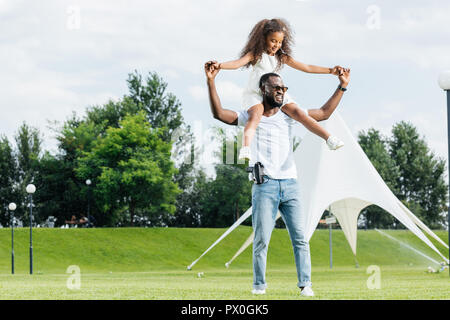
[0,71,447,229]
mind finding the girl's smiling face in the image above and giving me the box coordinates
[265,31,284,55]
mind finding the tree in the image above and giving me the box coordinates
[33,151,89,227]
[14,123,42,225]
[195,128,253,227]
[39,115,101,226]
[168,167,209,227]
[358,123,448,229]
[166,120,205,227]
[0,136,18,226]
[51,71,194,226]
[76,112,180,226]
[15,122,41,179]
[126,71,183,141]
[389,121,447,228]
[200,164,252,227]
[124,71,199,226]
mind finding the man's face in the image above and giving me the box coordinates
[262,76,286,108]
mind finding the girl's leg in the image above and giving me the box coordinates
[281,103,330,141]
[243,103,264,147]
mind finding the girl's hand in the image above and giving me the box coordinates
[212,61,221,70]
[330,66,343,76]
[207,61,221,71]
[331,66,350,76]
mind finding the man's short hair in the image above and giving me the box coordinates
[259,73,281,89]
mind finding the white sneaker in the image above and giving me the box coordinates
[326,136,344,150]
[238,146,251,161]
[300,286,314,297]
[252,289,266,295]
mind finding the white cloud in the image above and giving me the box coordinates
[0,0,19,14]
[189,80,243,105]
[216,81,244,105]
[163,69,181,80]
[1,0,449,166]
[188,85,207,101]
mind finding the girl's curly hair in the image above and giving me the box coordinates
[240,18,294,70]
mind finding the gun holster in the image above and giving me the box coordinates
[246,162,266,184]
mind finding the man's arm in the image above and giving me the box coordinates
[205,61,238,125]
[308,69,351,121]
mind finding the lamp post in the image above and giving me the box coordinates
[86,179,91,227]
[438,70,450,276]
[26,184,36,275]
[329,221,332,269]
[8,202,17,274]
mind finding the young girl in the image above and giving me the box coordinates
[210,18,347,161]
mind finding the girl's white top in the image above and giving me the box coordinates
[242,52,295,109]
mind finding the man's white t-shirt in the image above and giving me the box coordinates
[237,107,307,180]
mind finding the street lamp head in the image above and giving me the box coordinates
[26,184,36,194]
[438,70,450,90]
[86,179,92,186]
[8,203,16,211]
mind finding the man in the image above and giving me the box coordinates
[204,61,350,296]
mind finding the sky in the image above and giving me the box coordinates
[1,0,450,176]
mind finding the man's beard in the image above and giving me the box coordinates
[264,94,283,108]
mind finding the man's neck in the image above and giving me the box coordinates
[263,103,280,117]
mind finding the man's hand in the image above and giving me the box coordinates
[205,60,220,81]
[338,68,351,87]
[205,60,238,125]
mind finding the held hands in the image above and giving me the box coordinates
[331,65,350,76]
[330,65,351,87]
[204,60,220,80]
[211,61,221,70]
[338,68,351,87]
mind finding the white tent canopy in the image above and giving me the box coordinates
[187,112,448,270]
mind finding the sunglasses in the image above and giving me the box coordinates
[267,85,288,93]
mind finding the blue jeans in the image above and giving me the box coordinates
[252,176,311,290]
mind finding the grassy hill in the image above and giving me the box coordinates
[0,227,447,274]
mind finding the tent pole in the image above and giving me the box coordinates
[329,223,332,269]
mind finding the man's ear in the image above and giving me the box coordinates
[259,84,266,95]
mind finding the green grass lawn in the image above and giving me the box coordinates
[0,266,448,300]
[0,227,448,299]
